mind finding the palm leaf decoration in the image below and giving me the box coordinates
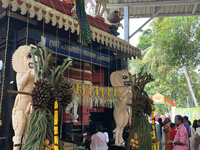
[22,45,73,150]
[126,67,154,150]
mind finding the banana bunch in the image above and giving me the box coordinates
[43,139,54,150]
[130,133,138,150]
[31,78,51,110]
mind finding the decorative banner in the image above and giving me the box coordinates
[175,107,200,123]
[152,93,165,104]
[41,35,112,67]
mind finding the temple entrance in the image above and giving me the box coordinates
[151,93,176,122]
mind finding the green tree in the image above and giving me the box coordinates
[137,29,153,51]
[150,16,200,107]
[129,16,200,113]
[131,44,199,112]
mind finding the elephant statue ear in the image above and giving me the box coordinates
[12,45,31,73]
[110,71,120,87]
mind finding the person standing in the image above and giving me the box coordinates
[197,119,200,127]
[160,114,166,122]
[90,124,108,150]
[170,123,177,149]
[161,125,166,150]
[183,116,191,150]
[192,120,198,131]
[168,115,189,150]
[155,114,160,122]
[170,123,177,141]
[164,118,173,150]
[156,118,164,149]
[190,120,198,150]
[183,116,191,137]
[83,127,91,150]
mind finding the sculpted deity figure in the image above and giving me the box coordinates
[95,0,108,17]
[12,45,36,150]
[71,95,79,122]
[110,70,132,146]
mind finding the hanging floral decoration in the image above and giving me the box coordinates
[54,101,59,150]
[82,84,85,96]
[96,86,98,97]
[70,83,124,108]
[101,87,104,98]
[76,83,79,95]
[89,85,92,97]
[114,87,116,98]
[107,87,110,98]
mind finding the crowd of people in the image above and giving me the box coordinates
[155,115,200,150]
[83,115,200,150]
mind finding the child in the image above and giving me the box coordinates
[170,123,177,149]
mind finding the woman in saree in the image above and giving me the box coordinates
[163,118,172,150]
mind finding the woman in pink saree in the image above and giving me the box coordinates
[90,124,108,150]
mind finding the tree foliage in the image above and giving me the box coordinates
[131,16,200,114]
[151,16,200,67]
[137,29,153,51]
